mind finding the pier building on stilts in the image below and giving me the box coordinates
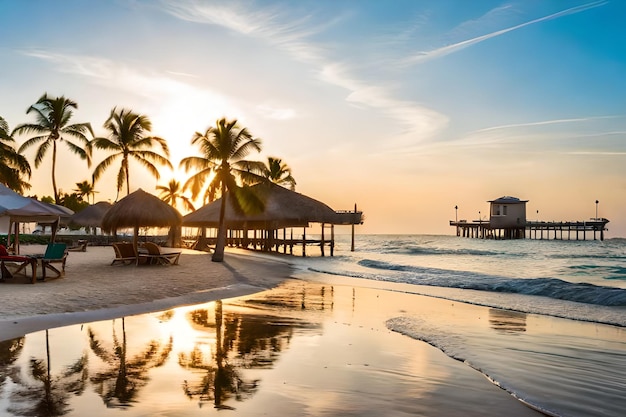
[450,196,609,241]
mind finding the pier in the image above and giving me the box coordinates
[451,196,609,241]
[450,218,609,241]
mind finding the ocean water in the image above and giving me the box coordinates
[291,234,626,324]
[289,234,626,417]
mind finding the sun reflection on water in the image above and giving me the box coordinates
[0,282,328,415]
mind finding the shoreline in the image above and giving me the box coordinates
[0,245,292,341]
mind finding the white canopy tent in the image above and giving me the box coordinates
[0,184,73,254]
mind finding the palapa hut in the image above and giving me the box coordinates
[183,183,362,256]
[69,201,112,233]
[102,189,182,253]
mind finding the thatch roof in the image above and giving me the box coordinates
[69,201,112,227]
[183,183,352,229]
[102,189,182,233]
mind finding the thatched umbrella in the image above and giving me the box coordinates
[69,201,112,229]
[102,189,182,253]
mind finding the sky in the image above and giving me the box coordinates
[1,0,625,237]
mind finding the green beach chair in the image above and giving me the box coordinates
[41,243,68,280]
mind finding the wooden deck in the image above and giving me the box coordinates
[192,236,337,256]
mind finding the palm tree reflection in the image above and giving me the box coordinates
[0,337,25,393]
[8,330,88,417]
[180,301,253,409]
[181,284,327,410]
[88,318,173,408]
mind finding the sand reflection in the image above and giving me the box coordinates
[488,309,527,334]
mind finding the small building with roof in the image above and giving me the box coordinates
[488,196,528,229]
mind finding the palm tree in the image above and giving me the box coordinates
[156,179,195,212]
[73,180,97,204]
[0,116,31,193]
[157,179,193,248]
[13,94,93,204]
[262,156,296,190]
[180,118,262,262]
[238,156,297,190]
[91,108,172,199]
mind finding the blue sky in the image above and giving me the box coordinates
[1,0,625,236]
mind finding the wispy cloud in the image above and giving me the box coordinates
[157,0,325,62]
[21,49,115,79]
[165,70,200,79]
[320,63,448,139]
[450,115,626,157]
[18,49,236,130]
[403,0,608,65]
[256,102,297,120]
[20,49,215,100]
[568,151,626,155]
[473,115,621,133]
[157,0,448,141]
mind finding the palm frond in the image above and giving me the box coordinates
[91,137,122,151]
[64,140,91,165]
[34,140,52,167]
[92,154,121,181]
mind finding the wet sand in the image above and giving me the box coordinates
[0,245,543,416]
[224,279,544,416]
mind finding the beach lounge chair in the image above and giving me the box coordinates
[0,244,37,284]
[41,243,68,280]
[111,242,138,265]
[68,239,88,252]
[141,242,181,265]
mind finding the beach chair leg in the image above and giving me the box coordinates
[42,263,62,280]
[31,261,37,284]
[1,261,12,280]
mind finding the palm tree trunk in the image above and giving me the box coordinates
[125,158,130,196]
[52,141,59,204]
[212,186,227,262]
